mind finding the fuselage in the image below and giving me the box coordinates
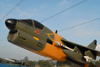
[6,19,66,62]
[6,19,100,67]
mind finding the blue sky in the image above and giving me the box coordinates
[0,0,100,61]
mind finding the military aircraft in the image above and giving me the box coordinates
[5,19,100,67]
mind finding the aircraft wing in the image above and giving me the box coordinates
[61,38,100,59]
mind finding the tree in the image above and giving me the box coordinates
[95,61,100,65]
[0,58,3,63]
[38,60,51,67]
[50,61,57,66]
[23,56,29,62]
[25,61,35,67]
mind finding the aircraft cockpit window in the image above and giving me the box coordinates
[34,20,44,30]
[20,20,33,26]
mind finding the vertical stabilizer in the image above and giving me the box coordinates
[87,40,97,50]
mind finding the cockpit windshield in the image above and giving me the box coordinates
[19,19,44,30]
[19,19,33,27]
[34,20,44,30]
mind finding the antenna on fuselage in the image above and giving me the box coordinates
[55,30,58,34]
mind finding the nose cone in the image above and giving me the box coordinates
[5,19,17,30]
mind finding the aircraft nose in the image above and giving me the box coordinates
[5,19,17,30]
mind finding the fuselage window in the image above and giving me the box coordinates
[20,20,33,27]
[34,20,44,30]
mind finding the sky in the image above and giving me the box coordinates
[0,0,100,61]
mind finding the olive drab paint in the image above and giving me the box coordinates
[6,19,100,67]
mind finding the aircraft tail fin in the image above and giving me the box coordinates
[87,40,97,50]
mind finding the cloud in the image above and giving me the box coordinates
[74,29,91,36]
[75,29,100,37]
[96,44,100,51]
[16,8,38,18]
[72,25,100,37]
[59,0,68,6]
[14,4,47,19]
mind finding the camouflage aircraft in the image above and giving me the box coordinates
[5,19,100,67]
